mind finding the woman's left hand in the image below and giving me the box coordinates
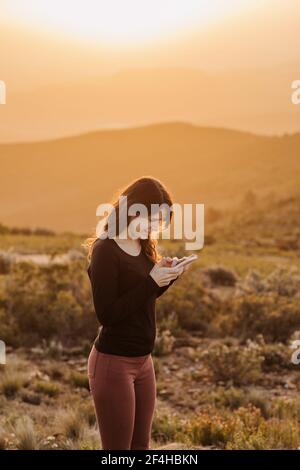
[171,256,191,273]
[158,257,173,267]
[158,256,191,273]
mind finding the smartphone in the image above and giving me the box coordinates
[173,254,198,268]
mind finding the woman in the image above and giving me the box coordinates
[84,176,188,450]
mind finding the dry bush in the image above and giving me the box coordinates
[33,380,61,397]
[0,371,28,398]
[154,330,175,356]
[152,409,184,444]
[201,341,264,385]
[187,405,300,449]
[56,408,84,440]
[14,416,38,450]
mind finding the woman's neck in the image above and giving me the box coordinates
[113,234,142,256]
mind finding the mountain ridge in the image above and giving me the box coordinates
[0,122,299,232]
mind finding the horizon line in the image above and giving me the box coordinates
[1,120,299,147]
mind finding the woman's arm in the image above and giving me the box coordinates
[155,256,181,298]
[88,241,160,327]
[156,278,177,298]
[156,256,192,298]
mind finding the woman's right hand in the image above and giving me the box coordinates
[149,263,184,287]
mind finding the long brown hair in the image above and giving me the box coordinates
[82,176,173,263]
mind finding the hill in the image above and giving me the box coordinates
[0,122,299,232]
[1,66,300,142]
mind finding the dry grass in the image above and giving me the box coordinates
[14,417,38,450]
[0,371,27,398]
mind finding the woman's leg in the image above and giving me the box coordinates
[88,347,136,450]
[130,354,156,450]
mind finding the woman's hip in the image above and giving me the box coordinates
[87,344,154,387]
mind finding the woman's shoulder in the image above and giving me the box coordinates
[91,236,119,260]
[87,236,119,275]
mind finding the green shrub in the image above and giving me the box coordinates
[33,380,61,397]
[202,341,263,385]
[186,404,300,449]
[227,295,300,343]
[187,409,237,446]
[69,371,89,389]
[157,271,220,333]
[152,410,183,444]
[3,261,96,347]
[202,266,238,287]
[0,371,27,398]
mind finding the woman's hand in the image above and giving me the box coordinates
[157,256,174,267]
[149,263,184,287]
[158,256,191,273]
[172,256,192,273]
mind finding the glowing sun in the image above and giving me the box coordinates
[2,0,253,45]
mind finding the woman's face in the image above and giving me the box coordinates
[128,210,168,239]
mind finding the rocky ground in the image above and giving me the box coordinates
[1,334,300,450]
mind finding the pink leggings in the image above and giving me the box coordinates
[87,345,156,450]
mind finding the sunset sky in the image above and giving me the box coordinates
[2,0,257,44]
[0,1,299,229]
[1,1,299,86]
[0,1,299,141]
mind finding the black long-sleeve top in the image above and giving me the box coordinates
[87,237,174,356]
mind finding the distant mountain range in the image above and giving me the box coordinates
[1,122,299,232]
[1,67,300,142]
